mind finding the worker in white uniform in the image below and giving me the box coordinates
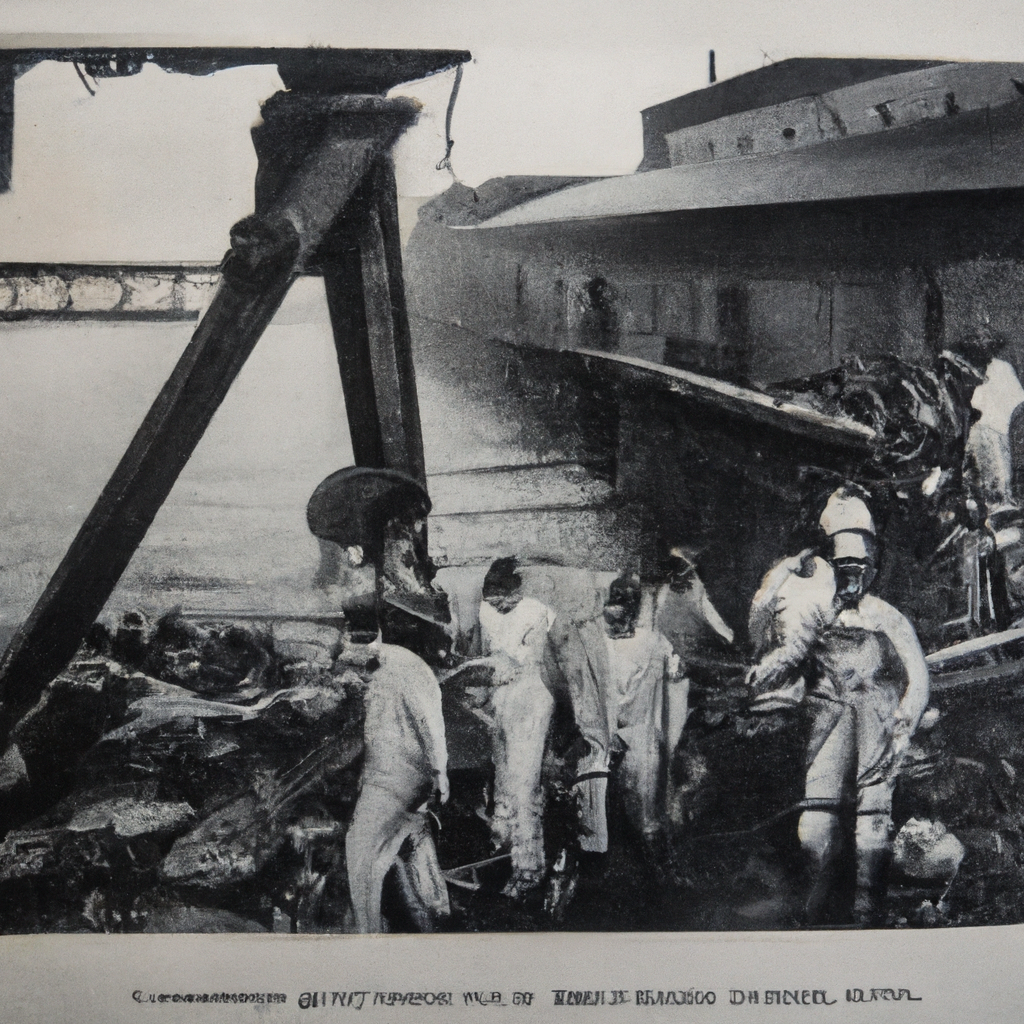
[960,331,1024,618]
[344,639,450,933]
[654,547,735,819]
[747,486,930,925]
[554,573,682,867]
[477,557,557,898]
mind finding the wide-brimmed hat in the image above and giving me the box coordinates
[307,466,430,561]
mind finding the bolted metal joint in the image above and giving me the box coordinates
[220,214,302,290]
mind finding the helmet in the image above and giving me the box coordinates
[819,486,875,538]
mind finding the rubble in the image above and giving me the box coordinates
[66,796,195,839]
[0,609,366,933]
[3,599,1024,934]
[767,355,968,477]
[0,745,28,796]
[892,819,965,881]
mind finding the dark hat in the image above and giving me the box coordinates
[306,467,430,560]
[482,556,522,598]
[958,324,1007,369]
[607,572,642,611]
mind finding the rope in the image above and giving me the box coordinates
[691,798,842,842]
[435,64,463,177]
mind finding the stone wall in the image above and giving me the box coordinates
[0,265,219,319]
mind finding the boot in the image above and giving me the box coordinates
[798,809,842,926]
[853,818,892,928]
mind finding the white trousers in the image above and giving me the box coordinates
[489,671,555,875]
[345,781,449,933]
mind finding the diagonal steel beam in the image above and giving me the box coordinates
[0,94,419,735]
[322,156,425,483]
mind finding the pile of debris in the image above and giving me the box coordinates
[766,354,970,479]
[0,610,366,933]
[894,682,1024,927]
[0,603,590,935]
[5,605,1024,934]
[673,668,1024,930]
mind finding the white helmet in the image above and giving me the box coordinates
[819,487,875,538]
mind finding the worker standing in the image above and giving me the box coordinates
[554,573,682,870]
[959,329,1024,620]
[344,638,450,933]
[654,548,735,820]
[478,557,557,898]
[747,486,930,925]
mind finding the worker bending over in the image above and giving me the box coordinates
[345,638,450,932]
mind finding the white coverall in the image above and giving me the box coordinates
[966,357,1024,614]
[556,619,681,852]
[966,357,1024,507]
[748,555,929,922]
[747,551,837,701]
[345,644,450,933]
[479,596,557,881]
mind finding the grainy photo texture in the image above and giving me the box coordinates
[0,42,1022,938]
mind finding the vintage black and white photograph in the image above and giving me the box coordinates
[3,1,1024,952]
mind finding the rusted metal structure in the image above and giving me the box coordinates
[0,41,470,737]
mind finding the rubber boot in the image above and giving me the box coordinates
[798,809,842,925]
[853,813,892,927]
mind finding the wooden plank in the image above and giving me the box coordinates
[926,626,1024,668]
[323,235,387,469]
[0,42,470,96]
[360,158,426,483]
[930,657,1024,693]
[178,610,348,627]
[0,97,418,734]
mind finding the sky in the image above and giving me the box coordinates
[0,0,1022,260]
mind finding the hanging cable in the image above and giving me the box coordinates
[435,63,463,177]
[73,61,97,97]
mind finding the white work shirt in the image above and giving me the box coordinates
[361,644,446,797]
[604,632,651,705]
[479,596,556,668]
